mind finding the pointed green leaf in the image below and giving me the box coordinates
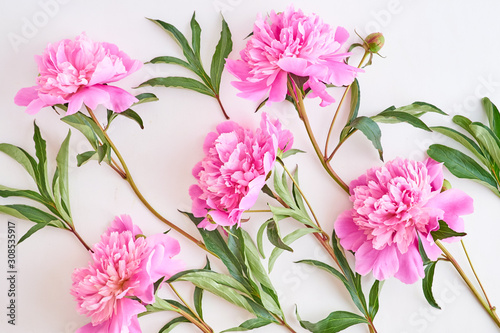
[148,56,194,71]
[133,93,159,105]
[268,228,318,271]
[118,109,145,129]
[296,259,347,285]
[391,101,447,117]
[431,220,466,241]
[193,258,210,320]
[0,185,47,205]
[77,151,97,167]
[256,219,272,258]
[210,16,232,94]
[349,116,383,161]
[427,144,499,193]
[190,12,202,59]
[272,168,295,208]
[221,318,273,332]
[158,316,190,333]
[138,77,215,97]
[469,123,500,167]
[0,204,65,229]
[280,148,305,160]
[147,18,198,67]
[430,126,488,166]
[347,78,360,125]
[368,280,383,318]
[372,111,431,131]
[267,220,293,252]
[18,219,52,244]
[33,122,52,199]
[55,130,71,219]
[482,97,500,139]
[422,261,441,309]
[298,310,367,332]
[62,112,110,150]
[453,115,475,136]
[0,144,37,181]
[291,168,306,213]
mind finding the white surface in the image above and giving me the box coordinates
[0,0,500,332]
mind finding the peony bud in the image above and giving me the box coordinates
[364,32,385,53]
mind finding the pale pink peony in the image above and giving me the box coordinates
[334,158,473,284]
[71,215,184,332]
[190,113,293,230]
[226,6,361,107]
[15,33,142,115]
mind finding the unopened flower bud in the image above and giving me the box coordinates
[365,32,385,53]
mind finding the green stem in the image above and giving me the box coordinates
[324,51,369,159]
[286,78,349,193]
[460,240,495,310]
[274,314,297,333]
[279,160,325,238]
[245,209,272,213]
[85,106,213,256]
[436,240,500,328]
[169,283,212,332]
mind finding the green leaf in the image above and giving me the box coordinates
[147,18,198,68]
[118,109,145,129]
[430,126,488,166]
[368,280,383,319]
[482,97,500,139]
[272,168,295,208]
[138,77,215,97]
[33,122,52,199]
[372,111,431,131]
[280,148,305,159]
[291,168,306,213]
[347,78,360,125]
[221,318,273,332]
[210,16,232,94]
[194,258,210,320]
[18,219,52,244]
[0,185,47,205]
[77,151,97,167]
[167,269,273,320]
[417,235,431,265]
[148,56,194,71]
[267,221,293,252]
[158,316,190,333]
[391,101,447,117]
[431,220,466,241]
[133,93,159,105]
[0,144,37,181]
[96,143,110,164]
[269,205,315,228]
[427,144,499,193]
[298,310,367,333]
[422,261,441,309]
[256,219,272,258]
[55,130,71,219]
[453,115,475,136]
[190,12,202,59]
[62,112,109,150]
[469,123,500,168]
[268,228,318,272]
[349,116,384,161]
[296,259,347,285]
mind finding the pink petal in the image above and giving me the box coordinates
[394,242,425,284]
[335,210,366,252]
[425,158,444,191]
[267,70,287,103]
[25,98,47,115]
[277,57,309,76]
[108,215,142,236]
[419,231,442,261]
[98,85,138,113]
[334,26,350,45]
[355,242,399,281]
[425,188,473,232]
[14,86,39,106]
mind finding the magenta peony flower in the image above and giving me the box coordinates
[190,113,293,230]
[71,215,184,332]
[226,6,361,107]
[15,33,142,115]
[334,158,473,284]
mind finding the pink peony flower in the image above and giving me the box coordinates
[71,215,184,332]
[334,158,473,284]
[190,113,293,230]
[15,33,142,115]
[226,6,361,107]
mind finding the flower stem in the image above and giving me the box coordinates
[85,106,213,255]
[169,283,213,333]
[324,51,369,159]
[435,240,500,328]
[286,78,349,193]
[67,224,92,252]
[274,314,297,333]
[215,94,230,120]
[279,160,327,240]
[460,240,496,311]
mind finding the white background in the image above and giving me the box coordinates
[0,0,500,332]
